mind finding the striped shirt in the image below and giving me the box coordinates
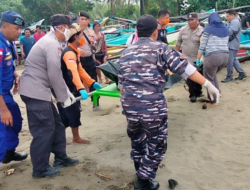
[198,32,229,56]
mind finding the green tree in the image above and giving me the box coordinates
[22,0,95,24]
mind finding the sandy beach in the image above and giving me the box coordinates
[0,61,250,190]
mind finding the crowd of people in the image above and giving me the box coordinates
[0,7,248,190]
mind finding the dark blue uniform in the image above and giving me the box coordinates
[118,37,196,180]
[0,32,22,162]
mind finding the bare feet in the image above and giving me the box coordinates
[72,137,91,144]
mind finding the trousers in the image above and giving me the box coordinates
[21,95,66,172]
[127,117,168,180]
[226,49,245,78]
[80,56,99,106]
[0,101,22,162]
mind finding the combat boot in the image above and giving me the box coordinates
[2,150,28,164]
[53,154,79,168]
[134,177,160,190]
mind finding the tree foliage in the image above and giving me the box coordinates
[21,0,94,24]
[0,0,250,25]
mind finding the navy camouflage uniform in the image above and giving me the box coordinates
[118,37,196,180]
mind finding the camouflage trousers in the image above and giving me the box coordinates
[127,117,168,180]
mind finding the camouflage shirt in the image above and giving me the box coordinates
[118,37,196,121]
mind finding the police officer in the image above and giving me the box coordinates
[19,14,78,178]
[118,14,220,190]
[78,11,99,109]
[0,11,28,165]
[176,13,204,102]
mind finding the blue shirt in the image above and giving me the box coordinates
[0,32,16,104]
[20,36,35,58]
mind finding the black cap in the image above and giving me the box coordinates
[1,10,25,27]
[136,14,158,37]
[51,14,74,28]
[187,13,198,20]
[79,11,90,19]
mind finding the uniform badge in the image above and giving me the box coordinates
[58,47,62,57]
[0,48,3,63]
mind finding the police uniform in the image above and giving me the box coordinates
[0,11,27,164]
[176,13,204,101]
[118,15,197,188]
[19,14,79,178]
[78,12,99,107]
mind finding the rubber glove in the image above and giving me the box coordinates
[196,59,201,66]
[245,28,249,33]
[93,82,102,90]
[62,97,72,108]
[203,79,220,104]
[67,88,76,104]
[79,89,88,100]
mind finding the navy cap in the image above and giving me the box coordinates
[136,14,158,37]
[1,10,25,26]
[51,14,74,28]
[78,11,90,19]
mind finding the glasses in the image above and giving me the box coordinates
[14,18,24,26]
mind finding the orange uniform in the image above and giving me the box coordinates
[61,43,94,95]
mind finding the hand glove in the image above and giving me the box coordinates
[67,88,76,104]
[79,89,88,100]
[93,82,102,90]
[62,97,72,108]
[246,28,249,33]
[203,79,220,104]
[196,59,201,66]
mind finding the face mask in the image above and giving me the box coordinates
[55,26,70,41]
[164,18,170,25]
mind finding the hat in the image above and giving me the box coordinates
[1,10,25,27]
[51,14,73,28]
[136,14,157,37]
[69,23,83,40]
[187,13,198,20]
[79,11,90,19]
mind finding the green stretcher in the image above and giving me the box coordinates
[92,83,120,106]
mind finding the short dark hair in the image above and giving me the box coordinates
[24,27,31,32]
[157,9,170,18]
[93,21,100,29]
[226,10,237,16]
[36,25,41,29]
[68,31,82,43]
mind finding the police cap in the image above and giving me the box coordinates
[1,10,25,27]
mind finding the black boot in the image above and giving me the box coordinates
[235,72,247,80]
[53,154,79,168]
[134,162,160,190]
[2,150,28,164]
[134,177,160,190]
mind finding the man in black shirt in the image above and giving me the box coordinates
[242,12,249,29]
[157,9,170,44]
